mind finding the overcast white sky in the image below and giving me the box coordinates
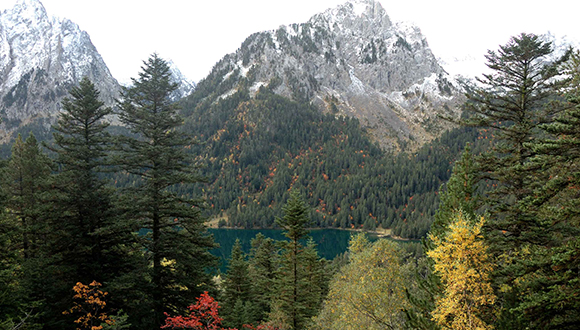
[1,0,578,83]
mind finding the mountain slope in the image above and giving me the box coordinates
[190,0,462,151]
[0,0,120,142]
[178,87,479,238]
[0,0,196,145]
[176,0,482,237]
[167,59,196,101]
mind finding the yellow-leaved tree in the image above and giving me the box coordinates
[427,212,496,330]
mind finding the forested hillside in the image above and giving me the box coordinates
[0,56,479,241]
[177,78,481,238]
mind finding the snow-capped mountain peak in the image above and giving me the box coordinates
[5,0,47,23]
[167,59,196,100]
[0,0,120,142]
[195,0,461,151]
[311,0,392,35]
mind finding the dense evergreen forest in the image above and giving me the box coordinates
[1,33,580,330]
[176,70,483,239]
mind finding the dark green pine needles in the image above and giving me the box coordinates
[116,54,216,328]
[274,190,325,330]
[46,77,137,328]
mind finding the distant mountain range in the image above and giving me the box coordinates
[0,0,194,144]
[0,0,576,151]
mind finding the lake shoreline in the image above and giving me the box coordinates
[206,219,415,242]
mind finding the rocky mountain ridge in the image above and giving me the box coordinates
[167,59,197,102]
[196,0,463,151]
[0,0,120,142]
[0,0,195,144]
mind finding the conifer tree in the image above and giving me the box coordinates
[222,239,255,328]
[463,33,571,250]
[0,205,20,327]
[116,54,216,327]
[248,233,277,322]
[3,133,52,259]
[50,77,121,280]
[462,33,571,328]
[431,144,478,238]
[0,133,52,328]
[513,49,580,329]
[46,77,138,329]
[273,190,323,330]
[427,212,495,330]
[405,145,479,330]
[300,238,327,316]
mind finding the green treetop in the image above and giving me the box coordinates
[273,190,324,330]
[462,33,573,329]
[247,233,278,323]
[463,33,571,250]
[222,239,255,328]
[512,49,580,329]
[116,54,216,328]
[3,133,52,260]
[46,77,140,328]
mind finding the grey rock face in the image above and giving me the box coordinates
[205,0,463,151]
[0,0,121,142]
[167,59,196,101]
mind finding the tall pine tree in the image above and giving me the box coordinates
[50,77,120,281]
[462,33,572,329]
[47,77,137,329]
[463,33,570,250]
[513,49,580,329]
[300,238,327,321]
[0,133,52,328]
[273,190,325,330]
[116,54,216,327]
[3,133,52,260]
[221,239,255,328]
[247,233,278,323]
[405,145,479,330]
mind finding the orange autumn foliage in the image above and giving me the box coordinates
[63,281,115,330]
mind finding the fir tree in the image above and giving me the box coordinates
[512,49,580,329]
[273,190,324,330]
[50,77,120,280]
[405,145,479,330]
[222,239,254,328]
[300,238,327,319]
[116,54,216,327]
[247,233,277,322]
[0,133,52,328]
[430,144,478,238]
[47,77,138,329]
[463,33,571,250]
[275,190,310,330]
[0,205,20,327]
[2,133,52,259]
[462,33,572,328]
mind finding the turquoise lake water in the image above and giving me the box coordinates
[208,228,378,272]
